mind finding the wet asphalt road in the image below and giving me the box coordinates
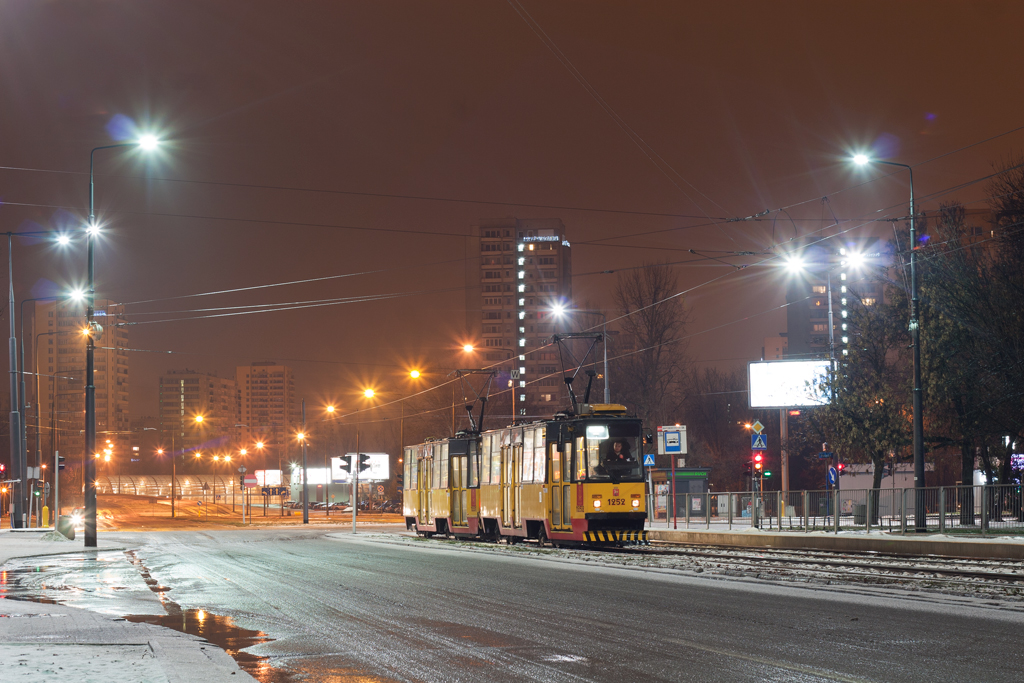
[9,526,1024,682]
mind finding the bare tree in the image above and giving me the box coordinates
[613,263,690,427]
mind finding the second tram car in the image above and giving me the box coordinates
[403,404,647,544]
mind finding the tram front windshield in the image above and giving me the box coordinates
[583,423,644,482]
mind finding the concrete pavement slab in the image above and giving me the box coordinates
[0,599,255,682]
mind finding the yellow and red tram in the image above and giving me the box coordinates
[403,404,648,544]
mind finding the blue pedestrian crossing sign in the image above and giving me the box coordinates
[751,433,768,450]
[643,454,656,467]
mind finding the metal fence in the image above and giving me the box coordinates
[653,484,1024,535]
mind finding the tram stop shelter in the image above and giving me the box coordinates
[651,468,711,521]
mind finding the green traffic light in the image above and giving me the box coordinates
[764,471,772,477]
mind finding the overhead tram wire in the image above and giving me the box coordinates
[118,284,467,326]
[0,122,1020,240]
[0,163,723,222]
[118,252,480,307]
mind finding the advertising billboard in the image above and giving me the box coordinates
[748,360,831,408]
[331,453,390,483]
[255,470,282,487]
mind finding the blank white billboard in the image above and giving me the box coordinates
[748,360,831,408]
[331,453,390,483]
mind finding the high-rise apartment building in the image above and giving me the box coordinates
[33,299,129,461]
[236,361,297,468]
[466,218,572,418]
[784,239,883,361]
[158,371,240,453]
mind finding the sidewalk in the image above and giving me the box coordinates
[1,529,256,682]
[648,526,1024,560]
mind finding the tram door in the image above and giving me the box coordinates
[550,442,573,531]
[512,439,522,528]
[417,446,431,525]
[451,445,468,526]
[501,442,512,528]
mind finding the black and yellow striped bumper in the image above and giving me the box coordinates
[583,530,648,542]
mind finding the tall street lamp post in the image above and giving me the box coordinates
[20,291,83,524]
[853,154,924,532]
[7,234,25,527]
[83,135,160,547]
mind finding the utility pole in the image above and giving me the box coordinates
[301,399,308,525]
[8,234,24,528]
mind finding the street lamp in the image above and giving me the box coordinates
[83,134,162,547]
[853,153,925,532]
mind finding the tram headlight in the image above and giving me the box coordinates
[593,499,602,509]
[632,499,640,508]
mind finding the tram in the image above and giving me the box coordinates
[402,403,648,544]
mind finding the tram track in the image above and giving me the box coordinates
[603,543,1024,586]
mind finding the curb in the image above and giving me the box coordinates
[648,529,1024,560]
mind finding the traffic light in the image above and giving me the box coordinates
[338,455,353,474]
[357,453,372,474]
[753,453,764,473]
[239,475,245,488]
[837,462,846,476]
[396,470,404,491]
[763,470,772,478]
[743,461,752,475]
[0,463,5,476]
[57,456,66,471]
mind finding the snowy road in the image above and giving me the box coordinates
[5,525,1023,682]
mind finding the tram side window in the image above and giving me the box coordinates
[468,441,479,488]
[440,442,450,488]
[481,435,490,485]
[576,437,586,480]
[534,427,546,483]
[405,447,414,488]
[550,443,560,483]
[522,429,534,483]
[432,444,441,489]
[491,433,503,483]
[564,441,573,482]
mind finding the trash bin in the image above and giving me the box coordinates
[56,515,75,540]
[852,503,866,525]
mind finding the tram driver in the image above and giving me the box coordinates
[596,439,636,480]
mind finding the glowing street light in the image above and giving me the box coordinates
[138,134,160,151]
[326,405,336,414]
[363,388,375,399]
[409,369,421,379]
[852,152,924,531]
[194,415,204,424]
[84,131,164,547]
[462,344,474,353]
[239,448,248,456]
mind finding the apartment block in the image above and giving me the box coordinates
[33,299,129,461]
[236,361,297,468]
[465,218,572,418]
[158,370,240,453]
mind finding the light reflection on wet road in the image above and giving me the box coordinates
[4,527,1024,682]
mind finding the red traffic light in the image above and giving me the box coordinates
[753,454,763,464]
[837,462,845,471]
